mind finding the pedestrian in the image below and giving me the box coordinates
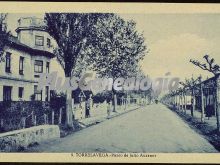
[205,104,212,120]
[107,101,111,119]
[85,99,90,118]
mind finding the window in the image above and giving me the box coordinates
[45,86,49,101]
[47,38,51,48]
[19,56,24,75]
[3,86,12,101]
[35,35,44,46]
[46,62,50,73]
[5,52,11,73]
[34,60,43,73]
[34,85,42,101]
[18,87,24,98]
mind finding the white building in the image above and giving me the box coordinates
[0,17,55,101]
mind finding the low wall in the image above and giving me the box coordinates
[74,103,108,120]
[0,125,60,152]
[74,103,86,120]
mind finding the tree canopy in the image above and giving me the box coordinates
[0,13,9,62]
[86,14,147,79]
[45,13,113,77]
[190,55,220,76]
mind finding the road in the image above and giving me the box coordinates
[31,104,217,153]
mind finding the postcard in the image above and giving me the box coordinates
[0,2,219,163]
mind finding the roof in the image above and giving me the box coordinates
[15,17,47,33]
[201,73,220,84]
[176,74,220,94]
[6,35,55,58]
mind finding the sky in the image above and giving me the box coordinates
[6,13,220,82]
[120,13,220,81]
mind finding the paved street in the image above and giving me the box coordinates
[31,104,217,153]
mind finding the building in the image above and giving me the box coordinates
[194,74,220,116]
[0,17,55,102]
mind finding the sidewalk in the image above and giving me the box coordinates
[165,103,217,130]
[172,106,217,131]
[78,104,141,127]
[165,103,220,151]
[185,109,217,129]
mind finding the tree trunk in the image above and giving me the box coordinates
[180,93,183,111]
[89,95,93,115]
[176,95,179,109]
[191,89,195,117]
[201,83,205,123]
[51,110,54,125]
[31,112,36,126]
[59,108,62,125]
[128,94,131,105]
[44,114,47,124]
[124,97,127,110]
[215,75,220,132]
[178,94,180,110]
[174,95,176,109]
[113,93,117,112]
[184,93,187,113]
[21,117,26,129]
[32,114,36,126]
[175,94,178,110]
[66,89,73,127]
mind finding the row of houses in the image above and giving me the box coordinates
[0,17,55,102]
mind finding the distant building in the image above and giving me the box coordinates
[0,17,55,101]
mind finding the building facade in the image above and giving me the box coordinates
[194,75,220,116]
[0,17,55,102]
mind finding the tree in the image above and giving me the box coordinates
[179,76,201,117]
[133,69,153,105]
[45,13,112,127]
[190,55,220,75]
[190,55,220,132]
[0,13,9,62]
[87,14,147,111]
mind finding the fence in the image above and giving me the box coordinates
[0,101,65,133]
[73,97,143,120]
[0,95,147,133]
